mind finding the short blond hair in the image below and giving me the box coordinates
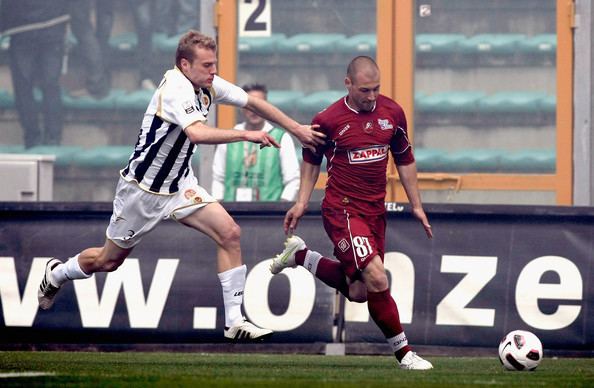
[176,30,217,67]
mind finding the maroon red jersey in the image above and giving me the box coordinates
[304,94,414,215]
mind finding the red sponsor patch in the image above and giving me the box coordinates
[348,145,388,164]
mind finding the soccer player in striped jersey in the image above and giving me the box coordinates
[37,30,325,341]
[270,56,434,368]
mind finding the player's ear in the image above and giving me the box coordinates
[344,76,352,90]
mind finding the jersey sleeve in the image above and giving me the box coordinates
[390,107,415,165]
[211,75,249,107]
[302,114,327,165]
[158,71,206,130]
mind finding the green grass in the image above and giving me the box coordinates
[0,352,592,387]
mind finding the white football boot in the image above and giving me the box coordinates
[224,319,273,341]
[269,235,306,275]
[399,351,433,370]
[38,258,63,310]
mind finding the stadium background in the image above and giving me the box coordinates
[0,0,592,356]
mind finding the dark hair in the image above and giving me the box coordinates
[176,30,217,67]
[242,83,268,95]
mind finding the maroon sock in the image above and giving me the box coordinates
[367,289,412,361]
[296,250,350,297]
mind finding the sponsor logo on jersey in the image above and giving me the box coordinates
[338,238,350,252]
[182,100,195,114]
[339,124,350,136]
[348,145,389,164]
[377,118,393,130]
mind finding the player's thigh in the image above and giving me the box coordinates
[176,201,239,245]
[322,209,381,278]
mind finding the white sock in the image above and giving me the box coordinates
[218,264,246,327]
[303,250,322,275]
[387,331,409,353]
[51,254,91,286]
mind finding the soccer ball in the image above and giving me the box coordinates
[498,330,543,371]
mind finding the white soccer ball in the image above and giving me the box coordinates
[498,330,543,371]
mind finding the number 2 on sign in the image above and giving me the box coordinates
[239,0,271,37]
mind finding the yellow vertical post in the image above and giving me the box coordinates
[377,1,397,201]
[215,0,237,130]
[556,0,574,205]
[393,0,415,141]
[385,0,415,202]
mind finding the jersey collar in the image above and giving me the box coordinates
[343,96,377,114]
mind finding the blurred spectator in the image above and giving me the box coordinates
[212,84,301,202]
[156,0,200,37]
[69,0,113,98]
[0,0,70,148]
[129,0,157,89]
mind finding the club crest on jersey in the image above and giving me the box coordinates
[201,94,211,108]
[377,118,393,130]
[348,145,389,164]
[182,100,195,114]
[363,121,374,133]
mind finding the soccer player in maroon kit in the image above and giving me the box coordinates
[270,56,434,369]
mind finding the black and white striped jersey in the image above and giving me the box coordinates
[120,68,248,194]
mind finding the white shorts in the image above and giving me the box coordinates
[106,175,216,248]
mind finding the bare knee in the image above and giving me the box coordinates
[219,222,241,250]
[362,256,389,292]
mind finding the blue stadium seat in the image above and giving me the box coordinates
[0,89,14,108]
[238,33,287,54]
[440,149,503,173]
[62,89,125,110]
[267,90,305,112]
[416,34,465,54]
[114,89,154,111]
[499,149,555,173]
[477,91,549,113]
[416,91,485,113]
[153,32,182,53]
[0,144,25,153]
[277,33,346,54]
[72,145,132,168]
[109,32,137,51]
[337,34,376,54]
[296,90,345,114]
[539,94,556,112]
[414,148,446,172]
[518,34,556,54]
[459,34,526,54]
[23,145,83,167]
[0,35,9,50]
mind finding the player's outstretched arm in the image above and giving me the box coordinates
[396,162,433,239]
[244,95,326,151]
[184,121,280,148]
[284,161,320,235]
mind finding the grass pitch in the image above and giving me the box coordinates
[0,351,592,387]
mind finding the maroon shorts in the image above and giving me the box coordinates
[322,208,386,280]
